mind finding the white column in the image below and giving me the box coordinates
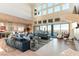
[69,22,74,40]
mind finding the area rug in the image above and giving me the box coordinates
[0,38,51,55]
[31,39,51,51]
[38,39,51,48]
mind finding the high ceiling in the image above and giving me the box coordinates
[0,3,33,20]
[0,3,77,20]
[28,3,41,7]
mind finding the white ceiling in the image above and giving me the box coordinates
[0,3,33,20]
[0,3,76,20]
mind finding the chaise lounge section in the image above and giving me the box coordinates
[4,32,32,52]
[5,37,30,52]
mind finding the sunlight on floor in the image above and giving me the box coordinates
[0,47,4,52]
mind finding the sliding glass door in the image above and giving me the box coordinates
[40,25,47,31]
[48,25,51,35]
[61,24,69,33]
[53,24,61,37]
[53,23,69,37]
[34,23,69,37]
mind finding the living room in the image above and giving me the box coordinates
[0,2,79,57]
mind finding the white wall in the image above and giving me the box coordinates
[0,3,32,19]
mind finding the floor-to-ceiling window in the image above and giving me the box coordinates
[53,24,61,37]
[61,24,69,33]
[34,23,69,37]
[53,23,69,37]
[40,25,47,31]
[48,25,51,35]
[40,26,43,31]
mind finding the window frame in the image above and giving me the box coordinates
[54,6,61,12]
[38,21,42,24]
[48,8,53,14]
[48,19,53,23]
[43,20,47,23]
[48,3,53,7]
[62,4,70,10]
